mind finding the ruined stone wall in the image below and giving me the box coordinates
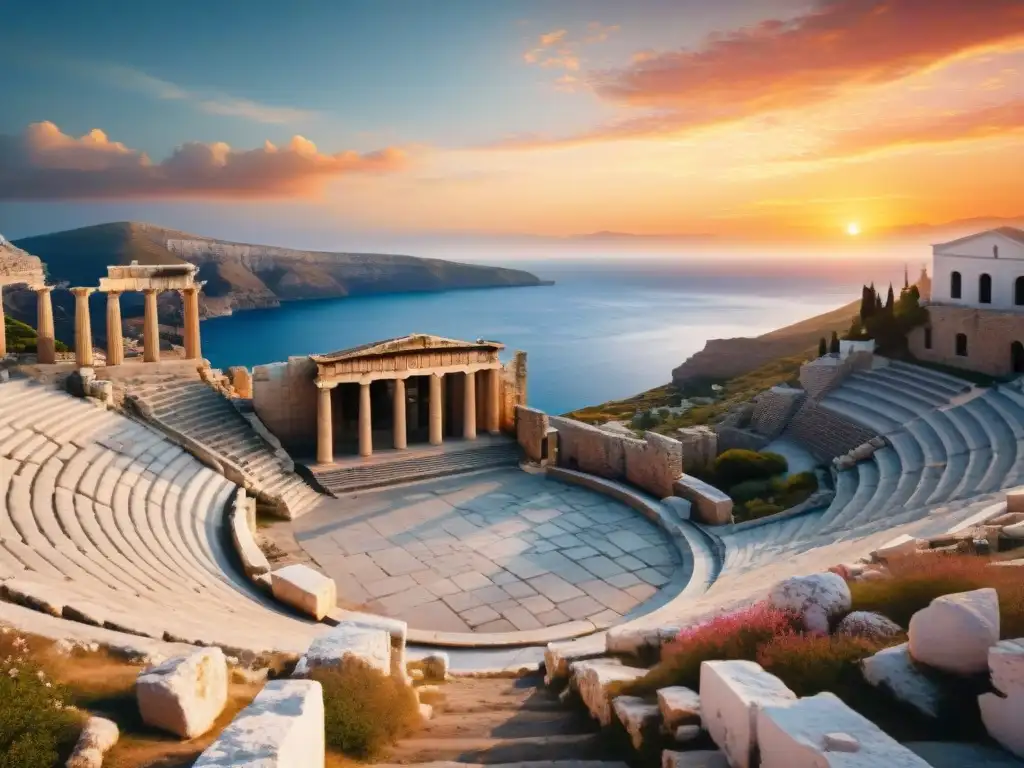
[676,426,718,474]
[515,405,549,463]
[252,357,318,453]
[499,351,527,432]
[781,398,879,461]
[799,351,873,400]
[751,386,806,438]
[909,304,1024,377]
[228,366,253,398]
[548,416,683,498]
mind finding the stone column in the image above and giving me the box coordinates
[105,291,124,367]
[393,378,407,450]
[182,287,202,360]
[143,289,160,363]
[359,382,373,457]
[0,284,6,359]
[487,367,501,434]
[316,384,334,465]
[463,370,477,440]
[71,287,96,368]
[35,286,56,364]
[429,374,443,446]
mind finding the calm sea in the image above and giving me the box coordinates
[200,260,905,415]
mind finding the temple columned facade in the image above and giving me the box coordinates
[253,334,525,463]
[0,261,205,367]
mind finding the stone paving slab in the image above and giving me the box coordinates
[291,468,683,635]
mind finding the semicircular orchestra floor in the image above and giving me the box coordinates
[290,468,684,637]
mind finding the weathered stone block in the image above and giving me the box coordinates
[624,431,684,499]
[988,638,1024,695]
[193,680,325,767]
[836,611,903,640]
[757,692,932,767]
[613,695,662,750]
[673,475,733,526]
[908,588,999,674]
[979,690,1024,759]
[293,622,391,677]
[515,405,549,463]
[136,648,228,739]
[66,716,119,768]
[271,565,336,621]
[861,643,943,719]
[657,685,702,729]
[573,659,648,726]
[662,750,728,768]
[700,660,795,768]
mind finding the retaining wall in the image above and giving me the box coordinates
[252,357,319,453]
[676,426,718,474]
[515,405,549,462]
[547,415,683,499]
[751,386,805,438]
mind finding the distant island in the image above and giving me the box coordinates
[10,221,550,321]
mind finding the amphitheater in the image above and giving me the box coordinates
[3,261,1024,764]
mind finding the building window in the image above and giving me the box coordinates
[1016,277,1024,306]
[956,333,968,357]
[951,271,962,299]
[924,327,932,350]
[980,273,992,304]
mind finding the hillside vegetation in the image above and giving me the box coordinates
[13,222,548,318]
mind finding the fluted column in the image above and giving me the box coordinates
[105,291,124,367]
[316,383,334,465]
[182,287,202,360]
[487,367,501,434]
[71,287,96,368]
[35,286,55,364]
[393,378,407,450]
[0,284,6,359]
[463,370,477,440]
[143,289,160,363]
[429,374,443,446]
[359,382,373,457]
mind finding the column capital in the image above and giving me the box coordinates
[314,379,338,390]
[142,287,160,295]
[103,289,123,298]
[34,285,54,294]
[70,287,97,297]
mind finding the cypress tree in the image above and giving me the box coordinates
[885,283,895,313]
[829,331,841,355]
[818,337,828,357]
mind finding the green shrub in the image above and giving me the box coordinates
[756,633,890,697]
[310,657,421,760]
[0,635,79,768]
[743,500,785,520]
[713,449,788,487]
[728,479,773,503]
[775,471,818,493]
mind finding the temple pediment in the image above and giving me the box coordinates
[311,334,504,364]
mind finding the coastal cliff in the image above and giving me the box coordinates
[671,298,861,386]
[11,222,548,320]
[0,233,45,286]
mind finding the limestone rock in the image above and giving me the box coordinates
[871,535,922,561]
[657,685,701,729]
[293,622,391,677]
[836,611,903,640]
[1004,520,1024,540]
[193,679,325,767]
[271,564,336,621]
[989,638,1024,695]
[136,648,229,739]
[66,716,119,768]
[662,749,728,768]
[908,588,1000,674]
[700,660,796,768]
[662,496,692,521]
[767,572,851,634]
[861,643,943,719]
[1007,488,1024,514]
[674,724,702,744]
[573,659,648,726]
[757,692,932,767]
[979,690,1024,760]
[674,474,733,526]
[613,695,662,750]
[418,702,434,721]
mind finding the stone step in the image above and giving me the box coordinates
[887,360,972,394]
[419,710,596,739]
[385,733,608,764]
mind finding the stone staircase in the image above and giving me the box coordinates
[781,398,878,461]
[380,673,627,766]
[310,439,521,496]
[119,372,322,519]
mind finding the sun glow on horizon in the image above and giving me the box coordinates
[847,222,861,236]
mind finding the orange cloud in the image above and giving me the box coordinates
[0,122,409,200]
[817,98,1024,158]
[522,22,618,80]
[503,0,1024,148]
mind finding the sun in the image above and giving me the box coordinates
[846,222,861,236]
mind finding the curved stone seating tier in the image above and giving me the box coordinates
[121,374,322,519]
[0,378,325,655]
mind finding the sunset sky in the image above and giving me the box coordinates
[1,0,1023,246]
